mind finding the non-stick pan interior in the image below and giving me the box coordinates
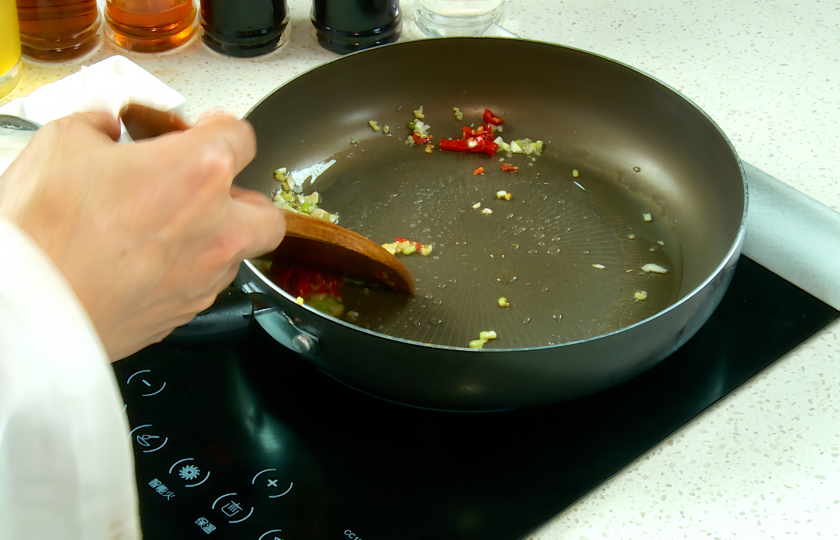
[239,38,745,350]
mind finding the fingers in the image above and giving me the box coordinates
[58,111,122,143]
[182,112,257,180]
[228,187,286,260]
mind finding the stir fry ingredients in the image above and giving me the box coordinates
[634,291,648,301]
[383,125,390,134]
[481,208,493,215]
[641,263,669,274]
[405,115,433,147]
[628,234,636,239]
[572,169,580,178]
[381,237,434,257]
[498,297,510,307]
[453,107,464,121]
[474,166,485,175]
[469,330,498,349]
[368,120,380,132]
[649,247,657,252]
[495,137,543,156]
[425,144,434,154]
[413,106,425,119]
[657,240,665,246]
[472,201,482,209]
[439,123,499,156]
[496,190,512,200]
[592,264,606,269]
[272,165,339,223]
[500,163,518,172]
[482,109,504,126]
[272,264,345,317]
[643,212,653,222]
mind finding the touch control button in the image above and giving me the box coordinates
[259,530,284,540]
[168,457,211,488]
[130,424,168,453]
[126,369,166,397]
[211,493,254,524]
[252,468,293,499]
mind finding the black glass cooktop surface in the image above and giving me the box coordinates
[114,256,839,540]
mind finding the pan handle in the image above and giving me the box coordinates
[164,286,321,355]
[164,287,254,344]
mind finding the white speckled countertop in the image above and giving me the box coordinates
[3,1,839,538]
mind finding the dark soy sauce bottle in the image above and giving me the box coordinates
[311,0,401,55]
[200,0,290,58]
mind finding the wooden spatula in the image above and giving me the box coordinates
[119,103,415,296]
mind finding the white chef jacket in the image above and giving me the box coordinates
[0,220,140,539]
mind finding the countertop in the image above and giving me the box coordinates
[3,1,838,538]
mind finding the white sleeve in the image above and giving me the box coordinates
[0,221,140,540]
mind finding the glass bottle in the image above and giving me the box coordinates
[200,0,289,58]
[105,0,197,54]
[311,0,401,55]
[1,0,22,98]
[15,0,101,62]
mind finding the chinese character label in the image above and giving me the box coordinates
[195,517,216,534]
[148,478,175,500]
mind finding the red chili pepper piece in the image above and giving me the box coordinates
[395,237,409,243]
[412,133,431,146]
[439,138,470,152]
[470,139,498,157]
[473,166,485,175]
[501,163,518,172]
[483,109,503,126]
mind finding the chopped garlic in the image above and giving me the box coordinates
[413,106,424,119]
[643,213,652,222]
[425,144,434,154]
[453,107,464,121]
[481,208,493,215]
[479,330,497,340]
[472,202,482,209]
[296,296,305,305]
[274,167,287,181]
[626,269,634,273]
[641,263,669,274]
[649,247,657,252]
[592,264,606,269]
[368,120,380,132]
[634,291,648,301]
[383,125,390,134]
[628,234,636,239]
[420,244,433,256]
[657,240,665,246]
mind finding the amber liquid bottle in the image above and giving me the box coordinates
[16,0,101,62]
[105,0,197,53]
[311,0,401,55]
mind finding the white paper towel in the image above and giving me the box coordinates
[0,55,185,176]
[0,55,185,126]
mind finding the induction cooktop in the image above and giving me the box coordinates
[114,256,839,539]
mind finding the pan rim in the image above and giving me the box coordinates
[242,36,749,353]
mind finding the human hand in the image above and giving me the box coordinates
[0,110,285,360]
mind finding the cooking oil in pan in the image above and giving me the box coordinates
[279,136,683,350]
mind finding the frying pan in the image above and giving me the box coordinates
[180,38,747,411]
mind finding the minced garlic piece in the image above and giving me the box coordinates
[368,120,380,132]
[634,291,648,301]
[472,202,482,209]
[643,213,652,222]
[592,264,606,269]
[481,208,493,215]
[413,106,425,119]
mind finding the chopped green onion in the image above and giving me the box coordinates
[407,120,416,130]
[402,245,417,255]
